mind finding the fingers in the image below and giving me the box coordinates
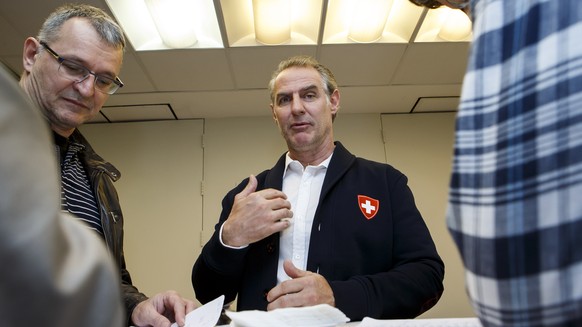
[169,296,187,326]
[283,259,305,279]
[174,294,197,326]
[131,297,172,327]
[131,291,198,327]
[266,279,301,304]
[258,187,288,201]
[224,174,293,246]
[236,174,258,199]
[266,266,335,310]
[186,299,198,313]
[162,291,198,327]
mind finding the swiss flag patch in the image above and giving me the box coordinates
[358,195,379,220]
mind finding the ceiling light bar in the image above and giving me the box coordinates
[414,6,472,42]
[323,0,424,44]
[220,0,322,47]
[105,0,223,50]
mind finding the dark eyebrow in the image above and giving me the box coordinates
[61,54,117,79]
[276,84,319,99]
[301,84,319,93]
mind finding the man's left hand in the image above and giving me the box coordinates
[266,260,335,310]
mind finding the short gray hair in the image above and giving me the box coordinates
[268,55,338,104]
[38,3,125,51]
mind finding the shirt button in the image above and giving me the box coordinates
[266,242,275,254]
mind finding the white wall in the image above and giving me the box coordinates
[80,120,204,300]
[381,113,473,318]
[80,112,474,319]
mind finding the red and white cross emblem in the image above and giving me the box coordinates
[358,195,379,220]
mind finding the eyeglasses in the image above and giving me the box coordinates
[39,41,124,95]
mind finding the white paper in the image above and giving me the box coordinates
[170,295,225,327]
[225,304,350,327]
[357,317,482,327]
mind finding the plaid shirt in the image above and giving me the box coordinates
[447,0,582,326]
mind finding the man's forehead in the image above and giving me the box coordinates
[275,68,322,93]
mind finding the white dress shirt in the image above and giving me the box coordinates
[277,152,331,283]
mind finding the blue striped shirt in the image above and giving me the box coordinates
[54,133,104,238]
[447,0,582,326]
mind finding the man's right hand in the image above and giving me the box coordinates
[222,174,292,247]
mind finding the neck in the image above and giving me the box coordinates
[289,142,335,167]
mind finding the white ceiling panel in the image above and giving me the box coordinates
[392,42,470,85]
[229,46,318,89]
[137,49,234,92]
[319,43,408,86]
[117,52,157,94]
[0,0,472,121]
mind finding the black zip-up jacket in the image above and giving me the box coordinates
[65,130,148,326]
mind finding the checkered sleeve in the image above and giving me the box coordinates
[447,0,582,326]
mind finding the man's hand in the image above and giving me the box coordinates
[131,290,198,327]
[266,260,335,310]
[222,175,293,247]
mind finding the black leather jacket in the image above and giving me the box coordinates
[69,129,148,326]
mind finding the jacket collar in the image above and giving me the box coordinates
[265,141,356,196]
[69,129,121,181]
[320,141,356,198]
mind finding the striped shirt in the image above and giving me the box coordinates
[54,133,104,238]
[447,0,582,326]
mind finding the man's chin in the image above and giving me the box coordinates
[60,115,90,130]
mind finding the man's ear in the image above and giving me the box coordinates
[271,103,278,124]
[329,89,340,116]
[22,38,41,73]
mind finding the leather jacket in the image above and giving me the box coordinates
[69,129,148,326]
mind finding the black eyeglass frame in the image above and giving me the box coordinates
[39,40,124,95]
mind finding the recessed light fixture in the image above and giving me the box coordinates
[105,0,223,50]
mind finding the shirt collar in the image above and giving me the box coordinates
[283,151,333,177]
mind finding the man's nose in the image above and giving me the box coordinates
[74,74,96,96]
[290,94,304,114]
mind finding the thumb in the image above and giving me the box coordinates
[238,174,258,198]
[283,259,306,279]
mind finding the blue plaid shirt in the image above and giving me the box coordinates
[447,0,582,326]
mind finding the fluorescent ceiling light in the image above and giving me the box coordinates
[105,0,470,51]
[414,7,472,42]
[144,0,198,48]
[323,0,424,44]
[252,0,291,45]
[220,0,322,47]
[348,0,394,43]
[105,0,223,50]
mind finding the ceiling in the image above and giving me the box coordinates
[0,0,469,123]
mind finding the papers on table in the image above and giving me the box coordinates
[225,303,350,327]
[358,317,482,327]
[168,294,479,327]
[170,295,224,327]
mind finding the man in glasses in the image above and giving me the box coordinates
[18,4,196,327]
[409,0,582,326]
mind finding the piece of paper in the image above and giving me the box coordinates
[170,295,224,327]
[357,317,482,327]
[225,304,350,327]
